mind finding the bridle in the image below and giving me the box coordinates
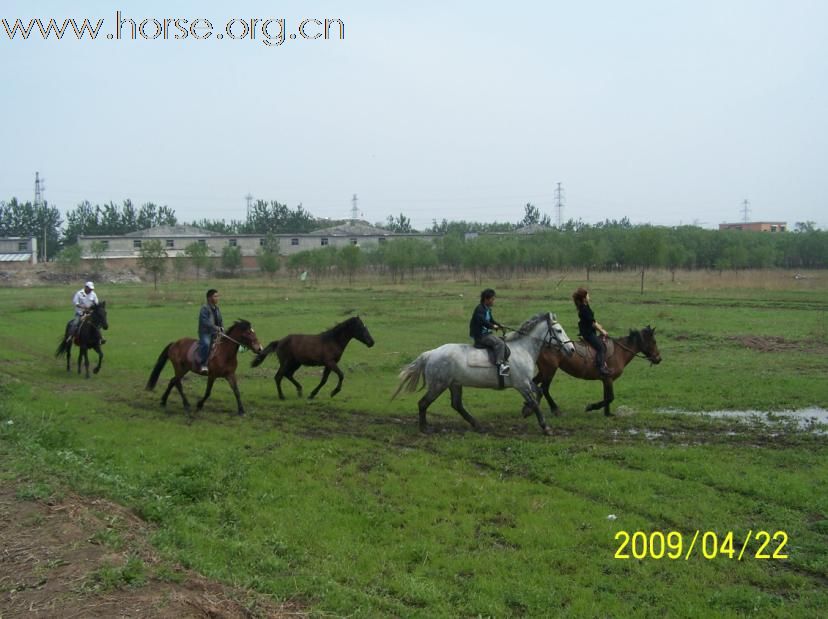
[614,334,659,363]
[219,329,255,353]
[543,315,570,349]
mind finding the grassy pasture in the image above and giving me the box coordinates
[1,269,827,617]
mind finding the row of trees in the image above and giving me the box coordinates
[2,196,825,271]
[286,224,828,281]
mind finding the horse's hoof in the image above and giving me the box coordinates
[552,408,563,417]
[542,426,554,436]
[521,405,534,418]
[604,411,614,417]
[419,424,433,435]
[93,368,100,374]
[237,410,245,417]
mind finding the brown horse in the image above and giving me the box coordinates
[146,320,262,417]
[533,326,661,417]
[251,316,375,399]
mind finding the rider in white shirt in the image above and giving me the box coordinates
[68,281,102,341]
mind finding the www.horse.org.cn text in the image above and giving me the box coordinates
[1,12,346,47]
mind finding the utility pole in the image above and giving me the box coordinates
[245,193,253,221]
[554,182,565,228]
[741,198,751,223]
[351,194,359,222]
[34,171,46,262]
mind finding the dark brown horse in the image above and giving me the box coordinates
[251,316,375,399]
[532,326,661,417]
[146,320,262,417]
[56,302,108,378]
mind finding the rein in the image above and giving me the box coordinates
[613,337,655,362]
[219,330,250,352]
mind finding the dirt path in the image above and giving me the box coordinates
[0,485,304,618]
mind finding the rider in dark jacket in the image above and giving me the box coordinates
[198,289,224,373]
[573,287,609,375]
[469,288,509,376]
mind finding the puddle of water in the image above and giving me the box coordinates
[657,407,828,433]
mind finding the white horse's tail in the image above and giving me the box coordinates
[391,352,430,400]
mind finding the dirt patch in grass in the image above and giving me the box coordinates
[729,335,826,353]
[0,485,305,618]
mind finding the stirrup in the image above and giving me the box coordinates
[498,363,510,376]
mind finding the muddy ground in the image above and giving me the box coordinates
[0,485,304,619]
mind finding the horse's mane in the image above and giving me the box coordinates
[321,316,360,339]
[228,319,252,332]
[505,312,548,341]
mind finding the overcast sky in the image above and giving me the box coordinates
[2,0,826,230]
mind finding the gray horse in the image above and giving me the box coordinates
[392,312,575,435]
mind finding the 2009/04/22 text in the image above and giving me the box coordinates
[614,530,788,560]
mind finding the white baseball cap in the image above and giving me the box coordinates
[85,281,95,289]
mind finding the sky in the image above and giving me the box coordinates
[2,0,827,231]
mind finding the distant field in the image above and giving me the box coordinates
[1,269,827,617]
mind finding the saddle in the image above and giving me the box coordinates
[186,342,202,373]
[468,342,511,367]
[187,338,219,373]
[575,337,615,360]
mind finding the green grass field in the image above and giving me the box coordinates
[1,269,827,617]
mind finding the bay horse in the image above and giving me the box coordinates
[251,316,375,400]
[55,302,108,378]
[146,320,262,417]
[533,326,661,417]
[392,313,575,435]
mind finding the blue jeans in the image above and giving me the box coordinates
[198,333,212,365]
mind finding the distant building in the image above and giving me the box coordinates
[719,222,787,232]
[0,236,37,265]
[76,222,441,267]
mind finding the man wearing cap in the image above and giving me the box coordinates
[68,281,102,342]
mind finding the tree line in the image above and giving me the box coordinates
[1,196,824,272]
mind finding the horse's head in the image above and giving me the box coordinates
[228,319,263,354]
[91,301,108,330]
[633,326,661,364]
[352,316,375,348]
[546,313,575,356]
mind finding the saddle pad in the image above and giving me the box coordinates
[187,342,201,371]
[466,348,494,368]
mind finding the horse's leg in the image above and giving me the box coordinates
[520,384,553,436]
[161,367,190,412]
[449,385,480,431]
[308,368,331,399]
[81,347,91,379]
[196,375,216,411]
[528,369,561,417]
[283,361,303,397]
[273,362,288,400]
[417,384,445,434]
[92,344,103,375]
[603,379,615,417]
[226,374,245,416]
[328,364,345,398]
[585,378,613,414]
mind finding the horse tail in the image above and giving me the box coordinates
[55,337,68,357]
[391,352,430,400]
[146,343,173,390]
[251,340,279,367]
